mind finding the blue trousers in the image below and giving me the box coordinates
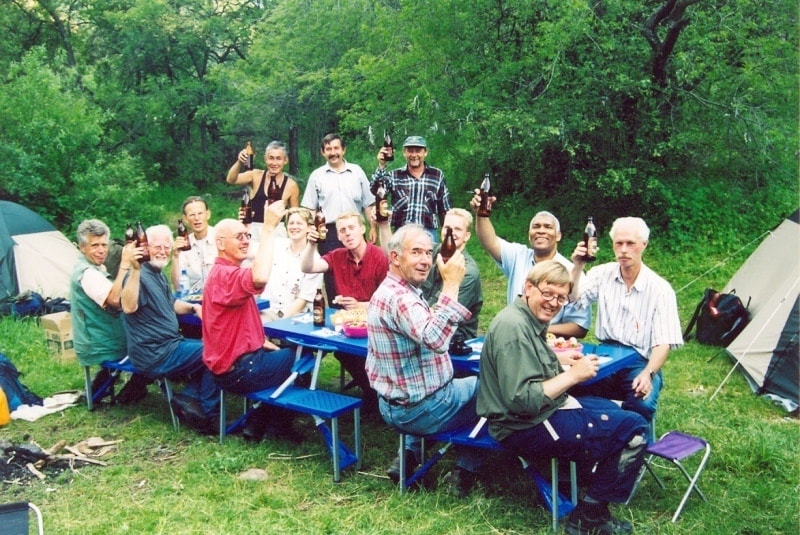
[502,396,648,503]
[145,338,219,417]
[380,376,482,472]
[212,348,295,396]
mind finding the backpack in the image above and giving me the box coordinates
[684,288,750,347]
[0,353,43,411]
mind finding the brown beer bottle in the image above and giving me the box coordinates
[440,226,456,263]
[383,131,394,162]
[314,207,328,243]
[176,219,191,251]
[313,288,326,327]
[477,173,493,218]
[582,216,597,262]
[244,141,255,171]
[241,190,253,225]
[374,178,389,223]
[267,173,281,205]
[135,221,150,263]
[124,223,136,245]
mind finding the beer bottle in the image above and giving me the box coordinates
[383,131,394,162]
[314,207,328,243]
[313,288,326,327]
[440,226,456,263]
[124,223,136,245]
[241,190,253,225]
[244,141,255,171]
[582,216,597,263]
[374,178,389,223]
[267,173,281,205]
[176,219,191,251]
[135,221,151,263]
[477,173,493,218]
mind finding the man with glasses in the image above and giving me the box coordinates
[121,224,220,434]
[171,196,217,294]
[568,217,683,422]
[478,261,648,535]
[366,224,482,498]
[468,198,590,339]
[201,202,299,443]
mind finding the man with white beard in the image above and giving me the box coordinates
[121,224,219,433]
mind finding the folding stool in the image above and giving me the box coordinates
[628,431,711,522]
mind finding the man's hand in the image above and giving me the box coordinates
[556,349,584,368]
[469,188,496,212]
[438,249,466,287]
[631,369,653,399]
[377,147,391,168]
[263,200,286,229]
[568,354,599,383]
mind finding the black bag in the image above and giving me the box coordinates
[0,353,43,411]
[684,288,750,347]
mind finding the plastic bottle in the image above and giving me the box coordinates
[179,269,191,298]
[0,387,10,426]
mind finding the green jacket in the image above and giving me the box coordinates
[477,297,566,441]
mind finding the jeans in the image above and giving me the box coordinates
[502,396,648,503]
[212,348,295,396]
[145,339,219,416]
[379,376,482,472]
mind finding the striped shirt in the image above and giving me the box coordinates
[366,272,471,405]
[371,163,452,230]
[575,262,683,358]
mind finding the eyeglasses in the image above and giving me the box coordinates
[219,232,252,242]
[149,244,172,252]
[536,284,570,306]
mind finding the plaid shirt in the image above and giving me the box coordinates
[366,272,471,405]
[372,163,452,230]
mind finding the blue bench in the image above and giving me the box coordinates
[398,418,577,532]
[83,358,179,430]
[218,340,362,483]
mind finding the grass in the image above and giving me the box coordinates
[1,196,798,534]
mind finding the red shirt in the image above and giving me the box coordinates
[202,257,264,375]
[322,243,388,301]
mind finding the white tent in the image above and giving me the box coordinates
[712,210,800,412]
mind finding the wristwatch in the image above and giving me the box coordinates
[648,369,656,380]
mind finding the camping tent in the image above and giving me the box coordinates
[714,210,800,412]
[0,201,80,301]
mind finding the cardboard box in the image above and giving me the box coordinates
[41,311,76,361]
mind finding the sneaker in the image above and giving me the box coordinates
[564,502,633,535]
[444,467,477,498]
[387,450,418,485]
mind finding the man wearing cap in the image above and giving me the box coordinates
[372,135,452,242]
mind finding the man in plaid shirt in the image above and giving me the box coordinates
[366,224,482,497]
[372,136,452,242]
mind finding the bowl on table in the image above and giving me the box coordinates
[342,321,368,338]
